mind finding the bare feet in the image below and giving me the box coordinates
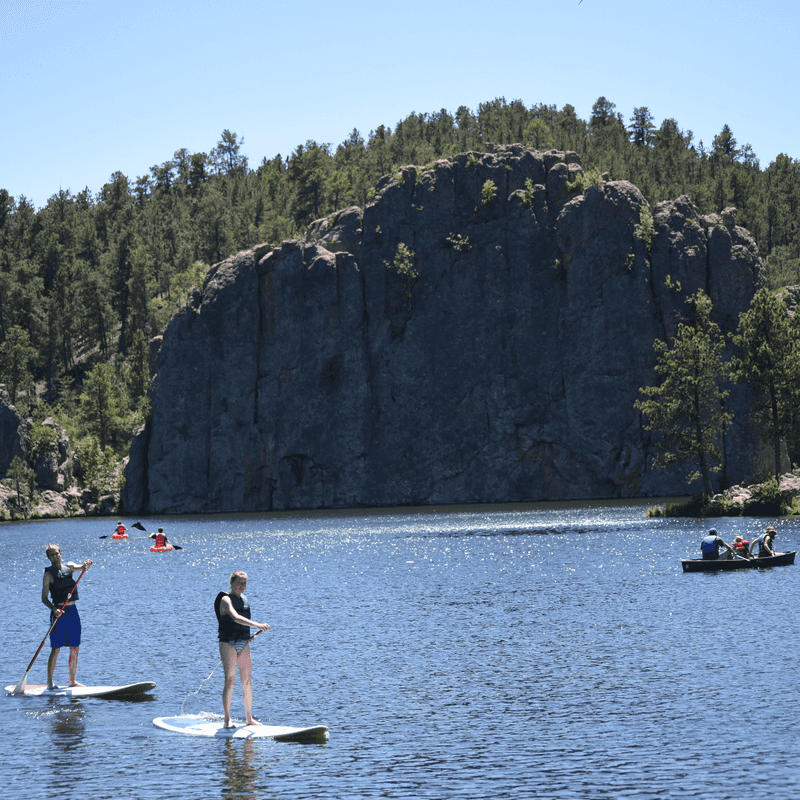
[69,681,86,687]
[245,719,262,727]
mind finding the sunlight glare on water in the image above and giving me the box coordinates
[2,504,800,799]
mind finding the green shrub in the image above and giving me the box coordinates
[384,242,418,308]
[661,492,715,518]
[481,180,498,207]
[565,167,604,195]
[743,478,793,516]
[445,233,471,252]
[634,205,656,251]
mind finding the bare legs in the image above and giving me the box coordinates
[46,646,82,688]
[219,642,261,727]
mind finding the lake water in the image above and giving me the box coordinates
[2,503,799,799]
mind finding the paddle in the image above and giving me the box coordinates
[131,521,183,550]
[179,628,266,716]
[13,567,87,694]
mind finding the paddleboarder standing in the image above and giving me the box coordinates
[41,544,93,688]
[216,571,270,728]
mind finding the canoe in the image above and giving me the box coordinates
[112,533,128,539]
[150,544,174,553]
[681,551,796,573]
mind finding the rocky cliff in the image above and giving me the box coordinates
[0,388,79,517]
[122,146,765,514]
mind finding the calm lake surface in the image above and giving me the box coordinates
[3,503,799,799]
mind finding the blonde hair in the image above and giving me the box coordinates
[230,570,248,585]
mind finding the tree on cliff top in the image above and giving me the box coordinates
[635,290,733,496]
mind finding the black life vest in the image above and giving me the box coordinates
[215,591,251,642]
[45,565,78,606]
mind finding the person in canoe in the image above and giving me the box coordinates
[41,544,93,688]
[700,529,734,561]
[115,521,127,537]
[732,536,750,558]
[215,571,271,728]
[751,526,778,558]
[148,527,169,548]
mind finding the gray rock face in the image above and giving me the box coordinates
[123,147,764,514]
[0,387,25,476]
[34,417,74,492]
[0,391,78,517]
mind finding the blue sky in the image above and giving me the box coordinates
[2,0,798,209]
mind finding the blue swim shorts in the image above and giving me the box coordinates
[49,605,81,649]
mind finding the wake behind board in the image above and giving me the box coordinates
[6,682,156,699]
[153,715,328,742]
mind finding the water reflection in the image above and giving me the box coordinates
[38,699,87,797]
[48,698,86,749]
[220,739,260,800]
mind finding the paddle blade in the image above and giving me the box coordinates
[12,671,28,694]
[132,522,148,531]
[180,692,202,717]
[173,544,183,550]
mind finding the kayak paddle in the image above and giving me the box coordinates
[131,521,183,550]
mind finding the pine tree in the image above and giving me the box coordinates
[635,290,733,495]
[730,287,800,477]
[0,325,37,405]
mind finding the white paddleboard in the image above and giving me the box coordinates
[6,682,156,699]
[153,715,328,742]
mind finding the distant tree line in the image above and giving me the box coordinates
[1,96,799,504]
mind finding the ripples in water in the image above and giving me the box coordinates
[2,505,799,798]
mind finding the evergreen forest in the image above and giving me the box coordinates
[2,96,799,512]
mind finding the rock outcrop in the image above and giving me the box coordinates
[0,390,79,518]
[0,387,26,476]
[122,147,765,514]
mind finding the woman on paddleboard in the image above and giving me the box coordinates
[215,571,270,728]
[41,544,93,688]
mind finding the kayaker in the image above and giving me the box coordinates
[148,527,169,548]
[700,529,734,561]
[751,526,777,558]
[115,521,127,536]
[215,571,271,728]
[41,544,93,688]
